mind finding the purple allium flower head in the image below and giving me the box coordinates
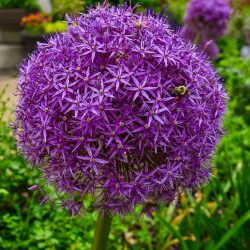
[182,0,231,40]
[181,0,231,58]
[14,4,227,216]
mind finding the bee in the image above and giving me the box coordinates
[171,85,187,96]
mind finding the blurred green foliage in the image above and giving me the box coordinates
[1,1,250,250]
[168,0,188,25]
[50,0,86,20]
[23,20,68,36]
[43,21,68,34]
[217,38,250,125]
[0,0,40,11]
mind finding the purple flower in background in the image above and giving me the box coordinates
[181,0,231,58]
[202,40,220,60]
[14,4,227,216]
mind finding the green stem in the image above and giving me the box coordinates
[91,211,112,250]
[194,31,202,45]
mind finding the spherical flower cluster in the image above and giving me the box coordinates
[14,4,227,215]
[181,0,231,58]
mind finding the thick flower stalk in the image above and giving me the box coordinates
[14,4,227,216]
[181,0,231,59]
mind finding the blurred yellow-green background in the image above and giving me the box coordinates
[0,0,250,249]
